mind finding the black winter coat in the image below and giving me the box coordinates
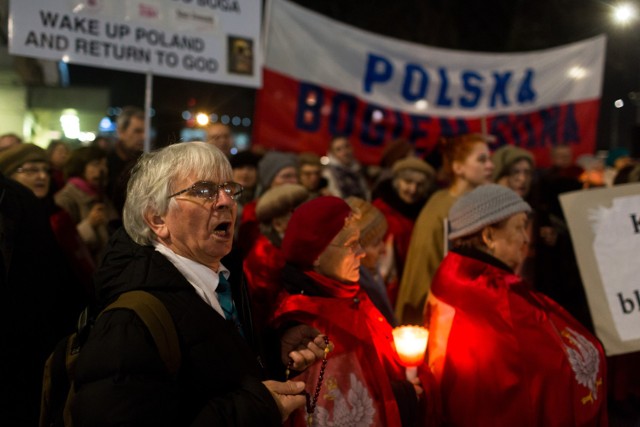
[72,228,282,426]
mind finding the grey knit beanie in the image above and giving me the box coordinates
[448,184,531,240]
[258,151,298,189]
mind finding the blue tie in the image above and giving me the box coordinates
[216,273,243,336]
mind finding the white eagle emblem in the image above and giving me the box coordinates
[314,373,376,426]
[562,327,602,404]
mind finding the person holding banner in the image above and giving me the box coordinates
[424,184,608,426]
[396,133,494,325]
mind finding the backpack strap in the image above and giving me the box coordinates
[102,290,181,376]
[59,291,181,427]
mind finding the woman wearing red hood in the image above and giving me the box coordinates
[273,196,435,427]
[425,185,607,426]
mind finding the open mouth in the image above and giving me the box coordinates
[213,221,232,237]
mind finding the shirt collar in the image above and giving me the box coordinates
[153,242,229,316]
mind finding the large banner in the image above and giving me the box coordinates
[9,0,262,87]
[560,183,640,356]
[254,0,606,166]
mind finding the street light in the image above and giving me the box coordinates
[612,99,625,148]
[612,3,637,25]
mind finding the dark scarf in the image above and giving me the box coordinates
[451,246,514,274]
[377,179,426,220]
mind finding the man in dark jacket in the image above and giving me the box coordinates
[0,173,78,425]
[72,141,329,426]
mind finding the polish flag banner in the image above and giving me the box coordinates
[253,0,606,167]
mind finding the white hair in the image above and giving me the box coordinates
[123,141,232,245]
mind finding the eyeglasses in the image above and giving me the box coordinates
[329,239,362,253]
[168,181,243,203]
[16,166,50,176]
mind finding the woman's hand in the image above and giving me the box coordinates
[88,202,107,228]
[280,324,334,371]
[409,375,424,398]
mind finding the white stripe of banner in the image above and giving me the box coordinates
[266,0,605,118]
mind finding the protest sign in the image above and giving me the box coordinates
[9,0,262,87]
[560,183,640,355]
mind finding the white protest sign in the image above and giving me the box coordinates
[8,0,262,87]
[560,183,640,355]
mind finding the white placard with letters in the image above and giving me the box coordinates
[560,183,640,355]
[8,0,262,87]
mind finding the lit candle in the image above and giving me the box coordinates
[392,325,429,380]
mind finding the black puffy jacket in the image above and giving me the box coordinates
[72,228,281,427]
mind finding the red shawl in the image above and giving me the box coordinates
[273,272,410,427]
[426,251,608,427]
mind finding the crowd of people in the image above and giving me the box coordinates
[1,112,639,425]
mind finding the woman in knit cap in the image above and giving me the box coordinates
[346,197,397,326]
[424,184,607,426]
[491,144,535,199]
[373,157,436,305]
[243,183,309,332]
[273,196,432,427]
[371,138,416,200]
[396,133,494,325]
[0,143,94,300]
[237,150,298,256]
[55,146,119,264]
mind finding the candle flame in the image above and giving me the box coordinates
[392,325,429,367]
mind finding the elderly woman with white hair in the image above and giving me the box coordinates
[72,142,330,426]
[424,184,607,426]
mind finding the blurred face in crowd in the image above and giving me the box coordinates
[207,124,233,155]
[84,157,108,189]
[11,161,50,198]
[118,116,145,154]
[453,142,494,187]
[155,172,237,270]
[394,169,430,204]
[484,212,529,271]
[299,163,322,191]
[50,143,70,169]
[0,134,21,151]
[315,221,365,283]
[272,212,293,237]
[551,145,573,169]
[360,236,385,271]
[330,137,354,166]
[232,165,257,189]
[271,166,299,187]
[498,159,533,198]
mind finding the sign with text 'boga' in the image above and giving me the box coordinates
[561,183,640,356]
[9,0,262,87]
[254,0,606,166]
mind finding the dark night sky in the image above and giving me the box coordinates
[68,0,640,153]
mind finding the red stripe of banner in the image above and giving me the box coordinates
[253,69,599,168]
